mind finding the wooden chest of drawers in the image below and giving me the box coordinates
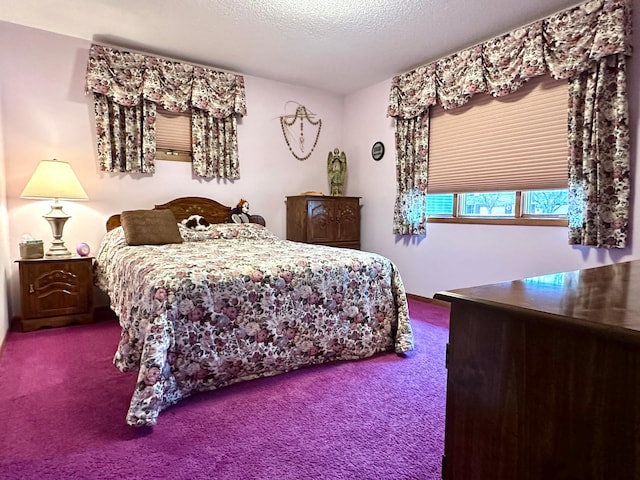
[435,261,640,480]
[286,195,360,249]
[17,257,94,331]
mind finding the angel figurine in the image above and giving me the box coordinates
[327,148,347,196]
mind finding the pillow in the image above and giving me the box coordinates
[218,223,279,241]
[178,222,279,242]
[120,209,183,246]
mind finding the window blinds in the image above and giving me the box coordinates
[155,109,192,153]
[427,74,568,194]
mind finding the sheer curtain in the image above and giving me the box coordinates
[85,45,247,179]
[387,0,631,247]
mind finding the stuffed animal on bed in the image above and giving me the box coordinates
[182,214,211,231]
[230,199,250,224]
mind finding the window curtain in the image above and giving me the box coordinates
[568,54,630,247]
[393,114,430,235]
[387,0,631,247]
[86,48,155,173]
[85,44,247,179]
[190,68,246,178]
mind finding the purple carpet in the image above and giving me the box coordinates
[0,299,449,480]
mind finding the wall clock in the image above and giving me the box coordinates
[371,141,385,161]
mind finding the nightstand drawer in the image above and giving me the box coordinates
[16,257,94,331]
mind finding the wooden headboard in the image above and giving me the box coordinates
[106,196,266,231]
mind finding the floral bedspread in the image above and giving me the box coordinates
[95,223,413,426]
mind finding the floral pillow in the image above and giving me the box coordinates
[178,222,279,242]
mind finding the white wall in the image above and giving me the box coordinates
[0,21,344,331]
[0,62,9,346]
[342,6,640,297]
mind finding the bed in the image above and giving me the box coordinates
[95,197,414,426]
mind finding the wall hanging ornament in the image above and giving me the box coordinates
[280,102,322,161]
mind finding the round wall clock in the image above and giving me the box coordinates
[371,141,385,161]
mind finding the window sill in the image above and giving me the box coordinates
[427,216,568,227]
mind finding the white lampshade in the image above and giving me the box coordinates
[20,159,88,200]
[20,159,88,258]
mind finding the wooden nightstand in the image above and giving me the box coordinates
[16,257,94,332]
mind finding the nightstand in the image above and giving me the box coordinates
[16,257,94,331]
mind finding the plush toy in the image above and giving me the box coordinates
[182,214,211,230]
[230,198,250,224]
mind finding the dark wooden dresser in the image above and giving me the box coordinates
[286,195,360,249]
[435,261,640,480]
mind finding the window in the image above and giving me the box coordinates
[155,108,192,162]
[426,74,569,226]
[427,189,568,226]
[459,192,516,217]
[522,190,568,215]
[426,194,454,216]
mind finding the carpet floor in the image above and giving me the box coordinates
[0,299,450,480]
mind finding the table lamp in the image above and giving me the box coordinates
[20,159,89,258]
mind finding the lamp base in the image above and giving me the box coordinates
[44,202,73,258]
[45,240,73,258]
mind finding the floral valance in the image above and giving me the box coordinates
[388,0,631,118]
[86,44,247,118]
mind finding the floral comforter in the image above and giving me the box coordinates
[95,222,413,426]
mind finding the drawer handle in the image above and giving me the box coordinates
[29,284,35,294]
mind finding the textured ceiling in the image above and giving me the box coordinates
[0,0,580,95]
